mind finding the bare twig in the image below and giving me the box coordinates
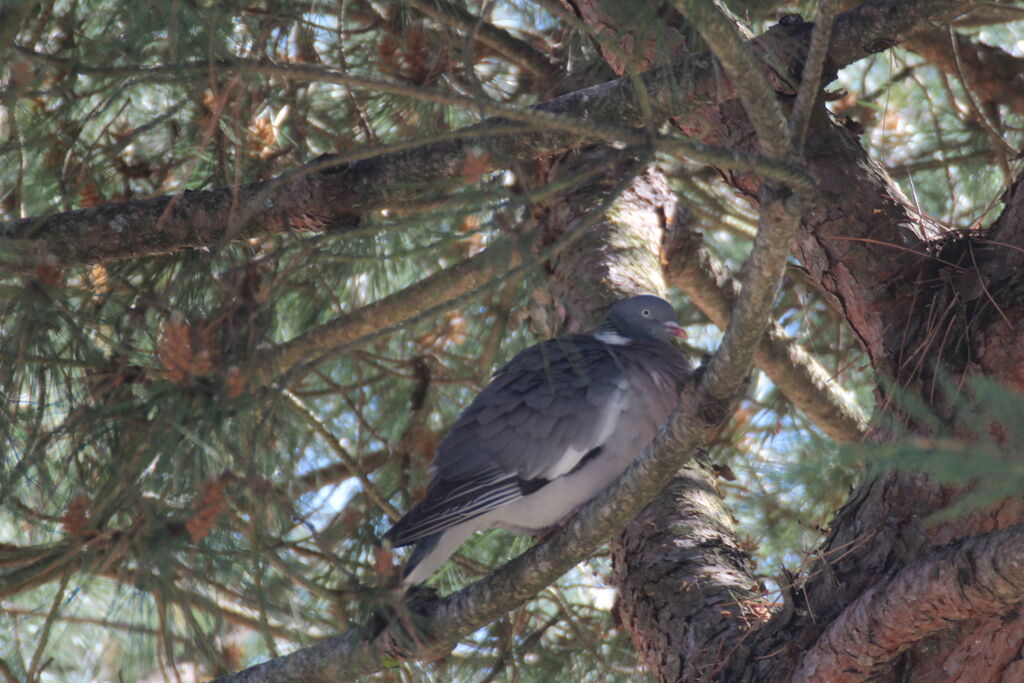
[284,390,401,521]
[790,0,838,155]
[25,569,69,682]
[885,149,991,175]
[295,450,390,494]
[0,606,191,642]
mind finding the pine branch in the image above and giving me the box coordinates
[668,230,868,443]
[678,0,792,162]
[904,27,1024,115]
[791,521,1024,681]
[0,0,963,268]
[789,0,839,155]
[405,0,556,79]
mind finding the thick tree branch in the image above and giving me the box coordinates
[671,0,814,407]
[611,457,762,681]
[255,237,521,383]
[668,230,868,443]
[790,522,1024,682]
[764,105,1024,683]
[679,0,792,161]
[1,53,812,267]
[903,28,1024,115]
[405,0,556,80]
[953,1,1024,27]
[1,0,964,267]
[988,169,1024,273]
[827,0,970,65]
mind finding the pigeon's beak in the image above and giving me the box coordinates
[663,321,687,339]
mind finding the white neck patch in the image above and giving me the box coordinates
[594,332,631,346]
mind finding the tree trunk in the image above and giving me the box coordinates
[566,1,1024,680]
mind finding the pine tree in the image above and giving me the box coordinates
[2,1,1024,680]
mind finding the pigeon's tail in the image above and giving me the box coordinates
[401,524,475,586]
[401,534,440,584]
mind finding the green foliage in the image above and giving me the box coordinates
[844,375,1024,519]
[1,0,1022,680]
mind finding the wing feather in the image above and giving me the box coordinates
[434,335,628,482]
[389,335,630,543]
[385,474,522,546]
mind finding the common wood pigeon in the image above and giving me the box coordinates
[385,295,692,585]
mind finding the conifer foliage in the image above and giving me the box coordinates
[2,1,1024,680]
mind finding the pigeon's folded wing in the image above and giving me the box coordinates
[386,335,628,547]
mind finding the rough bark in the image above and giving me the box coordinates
[611,458,761,682]
[529,138,763,681]
[724,54,1024,683]
[789,521,1024,681]
[573,0,1024,681]
[780,167,1024,682]
[536,147,675,322]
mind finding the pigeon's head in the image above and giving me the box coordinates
[597,295,686,345]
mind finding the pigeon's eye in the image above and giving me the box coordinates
[641,309,651,318]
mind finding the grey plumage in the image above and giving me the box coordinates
[385,295,692,585]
